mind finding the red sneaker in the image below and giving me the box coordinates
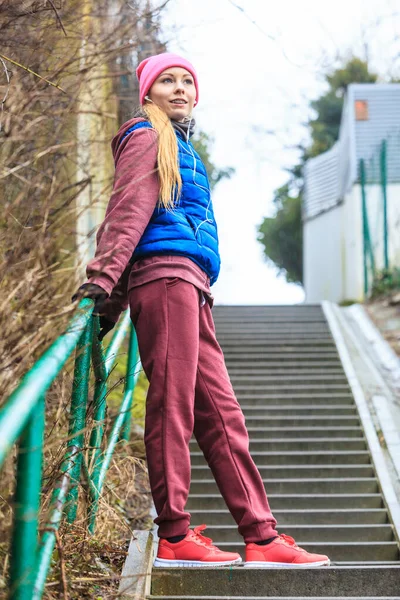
[154,524,242,568]
[245,534,330,568]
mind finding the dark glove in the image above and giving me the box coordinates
[71,283,108,316]
[98,316,115,342]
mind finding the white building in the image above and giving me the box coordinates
[303,84,400,303]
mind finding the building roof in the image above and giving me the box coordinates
[303,83,400,220]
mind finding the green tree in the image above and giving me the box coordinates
[307,58,377,158]
[257,184,303,285]
[258,57,378,284]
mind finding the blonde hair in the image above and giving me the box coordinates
[143,102,182,210]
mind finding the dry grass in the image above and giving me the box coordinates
[42,448,152,600]
[0,368,151,599]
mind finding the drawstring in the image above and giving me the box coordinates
[177,133,213,238]
[186,114,192,143]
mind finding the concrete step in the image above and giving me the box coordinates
[217,331,333,338]
[188,508,389,526]
[215,315,327,321]
[217,315,332,322]
[236,394,355,405]
[233,385,352,395]
[216,321,331,327]
[190,451,372,466]
[217,338,333,348]
[214,307,325,311]
[218,325,332,331]
[229,368,346,376]
[216,317,328,321]
[190,439,368,452]
[229,356,343,368]
[231,375,350,385]
[216,313,328,319]
[220,334,335,339]
[217,324,330,329]
[215,309,327,312]
[186,494,383,511]
[150,566,400,597]
[214,312,326,318]
[226,358,342,366]
[217,323,330,328]
[239,405,359,416]
[224,353,340,361]
[189,478,379,495]
[190,465,375,479]
[218,327,331,331]
[243,416,361,427]
[149,597,400,600]
[221,342,338,350]
[217,321,330,326]
[190,524,394,543]
[243,427,364,438]
[215,316,327,322]
[223,348,339,356]
[226,359,342,367]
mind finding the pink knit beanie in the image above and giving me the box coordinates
[136,52,199,107]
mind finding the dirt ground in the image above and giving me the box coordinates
[365,295,400,358]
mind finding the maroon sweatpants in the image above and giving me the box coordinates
[129,277,277,543]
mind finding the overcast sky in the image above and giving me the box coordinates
[161,0,400,305]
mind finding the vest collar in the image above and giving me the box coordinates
[171,116,196,142]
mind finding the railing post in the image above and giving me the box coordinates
[360,159,375,297]
[120,326,139,442]
[380,139,389,271]
[33,455,76,600]
[65,317,93,523]
[8,395,45,600]
[87,317,108,532]
[87,324,141,532]
[360,159,369,297]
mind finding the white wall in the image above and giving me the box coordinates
[342,184,364,302]
[360,183,400,271]
[389,184,400,266]
[303,204,344,304]
[304,182,400,304]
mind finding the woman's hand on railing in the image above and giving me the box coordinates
[72,283,108,315]
[72,284,117,341]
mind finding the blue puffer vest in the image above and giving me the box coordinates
[120,121,221,285]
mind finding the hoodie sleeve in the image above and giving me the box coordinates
[86,126,159,295]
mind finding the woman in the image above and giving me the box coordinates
[73,52,330,569]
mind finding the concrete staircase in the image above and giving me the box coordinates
[148,305,400,599]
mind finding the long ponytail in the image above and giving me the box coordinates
[142,102,182,211]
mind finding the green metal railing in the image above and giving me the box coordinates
[0,300,141,600]
[360,158,376,296]
[359,138,390,296]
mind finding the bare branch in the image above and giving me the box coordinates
[0,55,11,132]
[0,53,67,92]
[47,0,68,36]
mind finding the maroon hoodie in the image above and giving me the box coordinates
[86,117,213,323]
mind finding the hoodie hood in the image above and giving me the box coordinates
[111,116,149,161]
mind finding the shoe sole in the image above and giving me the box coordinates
[153,557,243,568]
[244,559,330,568]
